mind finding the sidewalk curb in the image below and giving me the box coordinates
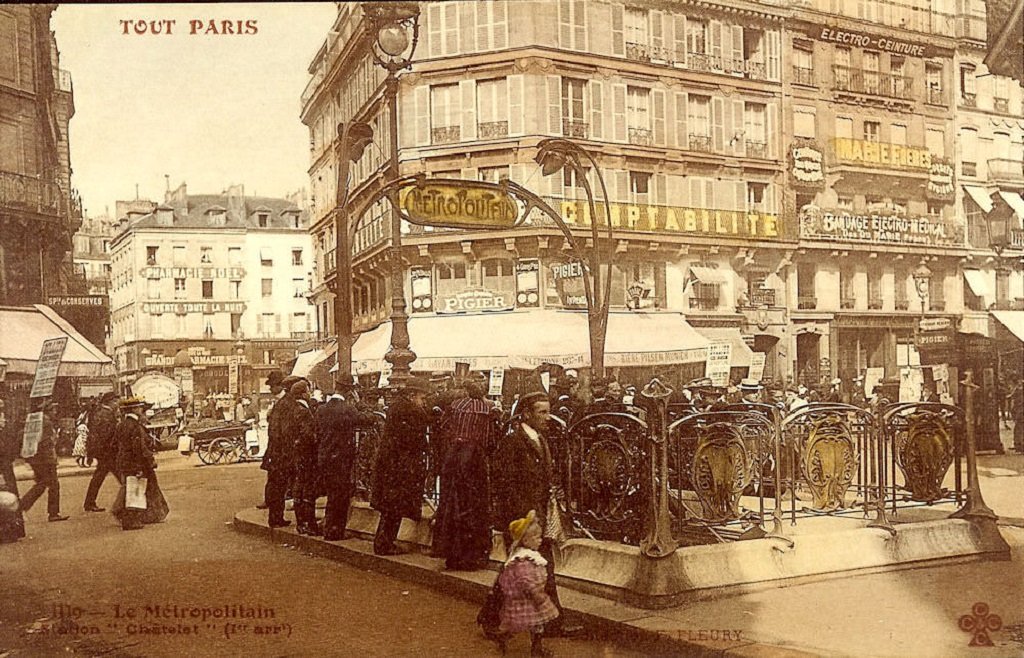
[233,511,823,658]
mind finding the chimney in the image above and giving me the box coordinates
[168,182,188,211]
[226,184,245,221]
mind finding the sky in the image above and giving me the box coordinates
[52,3,338,218]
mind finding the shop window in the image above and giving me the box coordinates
[481,259,515,297]
[435,262,470,300]
[746,269,774,307]
[689,281,719,311]
[479,166,509,183]
[868,270,882,309]
[894,266,909,310]
[747,183,767,212]
[202,280,213,299]
[547,259,587,308]
[839,267,855,308]
[629,171,651,204]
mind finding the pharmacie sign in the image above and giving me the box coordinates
[556,200,788,240]
[400,181,519,229]
[799,207,963,247]
[140,266,245,279]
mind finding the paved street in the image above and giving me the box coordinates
[0,456,644,658]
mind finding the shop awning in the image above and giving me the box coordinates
[687,266,731,285]
[964,185,994,213]
[291,348,328,378]
[992,311,1024,342]
[963,270,992,301]
[0,305,113,377]
[999,191,1024,221]
[336,310,710,373]
[693,327,754,368]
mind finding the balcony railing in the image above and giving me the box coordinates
[840,297,856,309]
[868,296,883,310]
[628,127,653,146]
[745,60,767,80]
[895,299,910,311]
[797,295,817,310]
[562,118,589,139]
[625,41,652,62]
[960,92,977,107]
[688,134,713,152]
[478,121,508,139]
[1011,230,1024,248]
[0,170,66,218]
[688,52,724,74]
[792,65,815,86]
[688,297,719,311]
[994,97,1010,113]
[989,159,1024,184]
[833,65,914,100]
[925,86,945,105]
[929,299,946,312]
[745,140,768,159]
[431,125,461,144]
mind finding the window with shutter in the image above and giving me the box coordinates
[612,85,627,142]
[507,75,524,136]
[442,3,459,55]
[477,78,508,138]
[430,84,460,144]
[652,90,666,146]
[744,103,766,157]
[461,79,477,141]
[711,97,725,152]
[626,86,651,145]
[687,95,710,151]
[562,77,586,138]
[427,4,442,58]
[674,92,687,148]
[625,7,649,61]
[610,4,624,56]
[559,0,587,51]
[589,81,603,140]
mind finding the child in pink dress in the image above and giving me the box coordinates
[497,509,559,656]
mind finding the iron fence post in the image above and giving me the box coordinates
[640,378,676,558]
[950,371,997,521]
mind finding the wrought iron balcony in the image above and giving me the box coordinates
[745,60,767,80]
[994,97,1010,113]
[925,86,944,105]
[688,297,719,311]
[833,65,914,100]
[477,121,508,139]
[868,296,883,310]
[960,92,977,107]
[797,295,816,310]
[1011,229,1024,248]
[792,65,815,86]
[625,41,651,62]
[929,299,946,312]
[989,159,1024,184]
[0,170,66,219]
[688,134,713,152]
[430,125,461,144]
[688,52,725,74]
[745,140,767,159]
[562,118,588,139]
[628,127,653,146]
[895,299,910,311]
[840,297,856,309]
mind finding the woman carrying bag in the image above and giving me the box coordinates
[111,398,169,530]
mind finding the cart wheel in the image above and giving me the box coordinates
[196,442,220,465]
[212,438,242,464]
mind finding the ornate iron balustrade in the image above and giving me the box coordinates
[797,295,816,310]
[562,118,588,139]
[988,158,1024,183]
[925,87,944,105]
[895,299,910,311]
[960,93,977,107]
[833,65,914,100]
[0,170,65,218]
[792,65,814,86]
[881,403,964,509]
[628,127,653,146]
[431,125,461,144]
[745,60,767,80]
[688,133,713,152]
[478,120,509,139]
[353,412,386,501]
[993,97,1010,113]
[745,140,767,159]
[562,412,651,542]
[687,52,724,73]
[840,296,856,309]
[625,41,651,62]
[868,295,883,310]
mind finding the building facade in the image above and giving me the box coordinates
[108,183,313,396]
[303,0,1024,391]
[0,5,82,305]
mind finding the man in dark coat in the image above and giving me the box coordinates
[370,378,432,555]
[20,401,68,522]
[492,392,581,637]
[83,392,120,512]
[316,381,378,541]
[0,397,26,542]
[288,380,320,536]
[433,374,499,570]
[262,372,298,528]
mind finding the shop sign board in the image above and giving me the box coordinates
[29,337,68,398]
[46,295,106,307]
[915,328,955,349]
[798,206,963,247]
[927,159,955,199]
[400,181,519,229]
[132,373,180,409]
[557,200,788,240]
[705,343,733,387]
[919,317,952,331]
[832,138,932,170]
[488,367,505,397]
[141,301,246,314]
[438,288,513,314]
[791,140,825,187]
[749,352,767,382]
[228,360,239,395]
[139,266,245,279]
[809,25,936,58]
[20,411,44,458]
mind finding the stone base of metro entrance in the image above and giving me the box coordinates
[303,501,1013,609]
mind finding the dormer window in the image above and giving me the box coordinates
[282,209,301,229]
[257,213,269,228]
[206,205,227,226]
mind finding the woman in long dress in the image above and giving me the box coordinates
[111,399,169,530]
